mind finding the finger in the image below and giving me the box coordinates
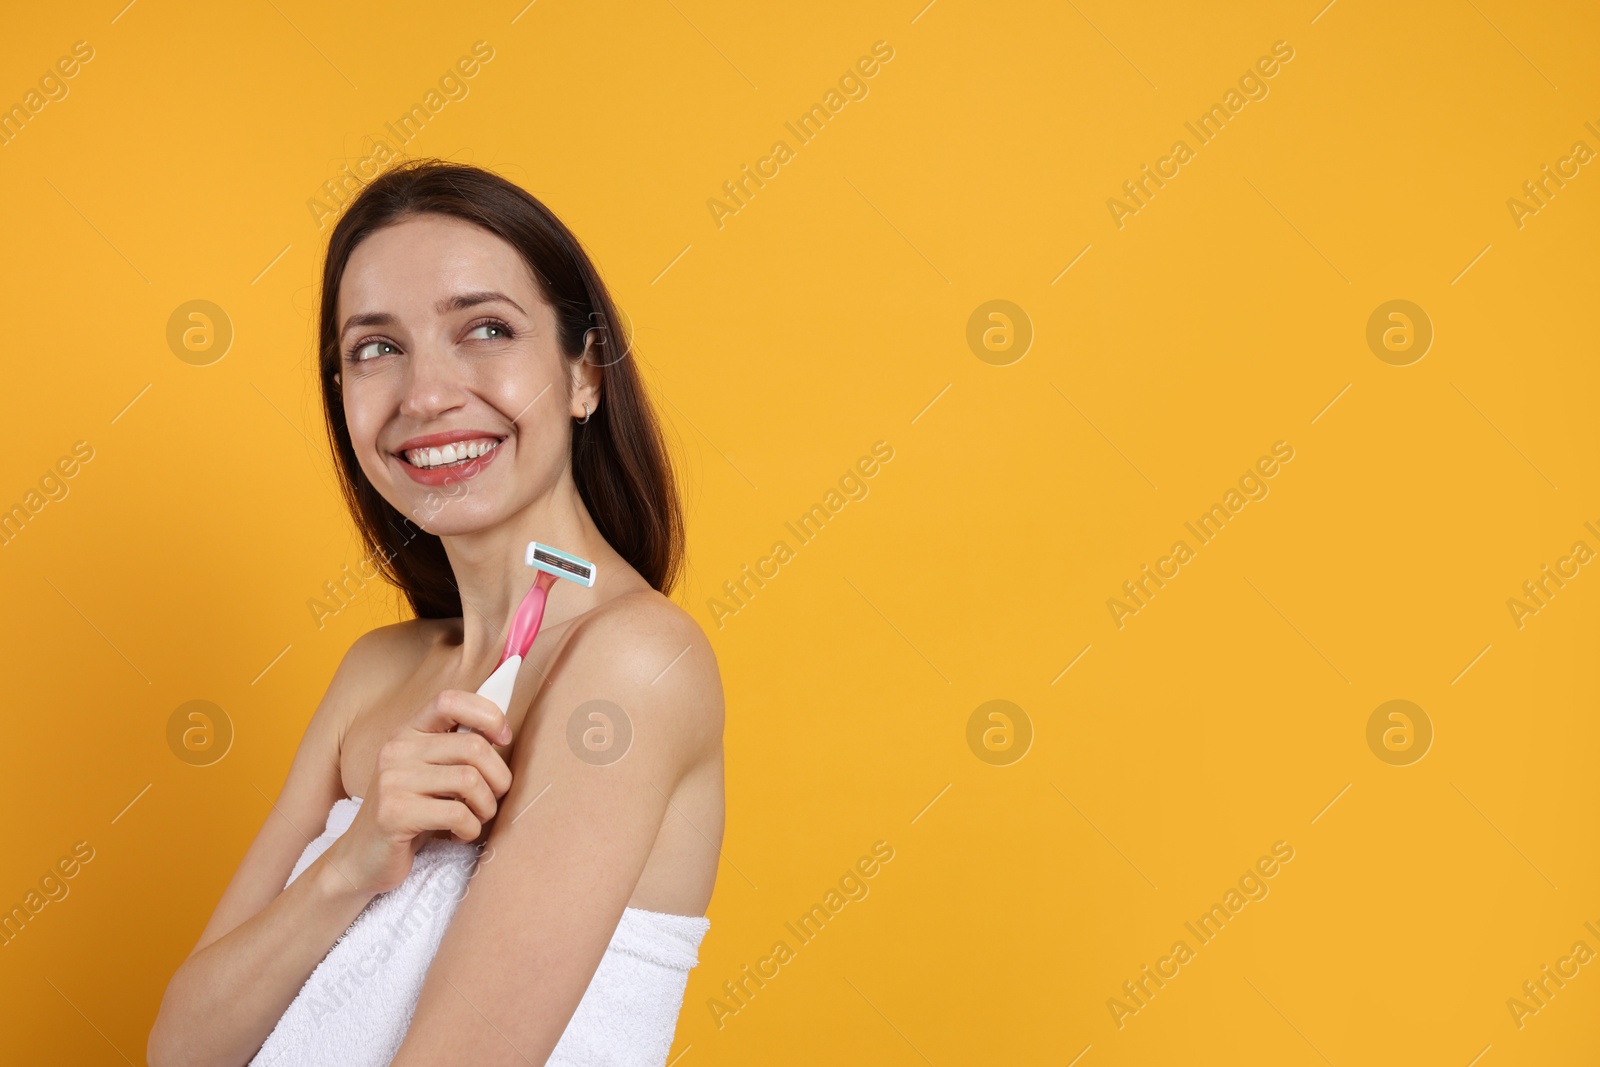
[416,731,515,797]
[412,688,510,743]
[394,763,500,825]
[363,789,470,843]
[407,796,484,843]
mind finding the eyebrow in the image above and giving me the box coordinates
[339,290,527,338]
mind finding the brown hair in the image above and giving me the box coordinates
[315,158,684,618]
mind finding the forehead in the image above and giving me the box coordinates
[337,213,543,319]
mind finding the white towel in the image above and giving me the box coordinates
[544,906,713,1067]
[249,796,710,1067]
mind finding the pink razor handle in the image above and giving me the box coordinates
[502,570,557,663]
[456,570,558,735]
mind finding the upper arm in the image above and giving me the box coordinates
[391,596,723,1065]
[185,624,396,959]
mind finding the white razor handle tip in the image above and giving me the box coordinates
[456,655,521,733]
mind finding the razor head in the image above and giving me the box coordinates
[526,541,598,587]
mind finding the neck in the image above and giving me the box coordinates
[437,472,606,671]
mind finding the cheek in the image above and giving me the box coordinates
[495,369,555,417]
[494,377,565,448]
[342,397,390,475]
[497,419,569,505]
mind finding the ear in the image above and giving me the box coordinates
[569,338,602,418]
[332,372,341,387]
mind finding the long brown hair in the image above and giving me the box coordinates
[316,158,684,618]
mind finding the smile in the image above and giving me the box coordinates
[391,433,507,487]
[402,437,501,469]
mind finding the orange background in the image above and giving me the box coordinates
[1,1,1597,1063]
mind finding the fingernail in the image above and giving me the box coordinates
[499,725,512,744]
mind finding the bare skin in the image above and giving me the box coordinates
[148,213,725,1067]
[335,606,724,914]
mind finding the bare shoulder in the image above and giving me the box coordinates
[549,589,724,761]
[322,618,443,727]
[345,616,442,670]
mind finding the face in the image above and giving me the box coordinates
[334,214,595,535]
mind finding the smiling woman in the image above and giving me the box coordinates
[147,160,726,1067]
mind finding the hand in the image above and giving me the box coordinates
[328,689,515,895]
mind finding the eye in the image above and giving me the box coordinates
[349,339,398,363]
[467,319,513,342]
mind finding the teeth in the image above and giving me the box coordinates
[404,438,500,469]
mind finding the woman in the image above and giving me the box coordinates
[148,159,726,1066]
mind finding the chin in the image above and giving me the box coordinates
[393,495,516,536]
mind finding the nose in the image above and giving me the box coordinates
[397,341,468,422]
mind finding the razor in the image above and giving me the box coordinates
[457,541,597,733]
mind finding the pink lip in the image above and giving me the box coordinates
[393,436,506,487]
